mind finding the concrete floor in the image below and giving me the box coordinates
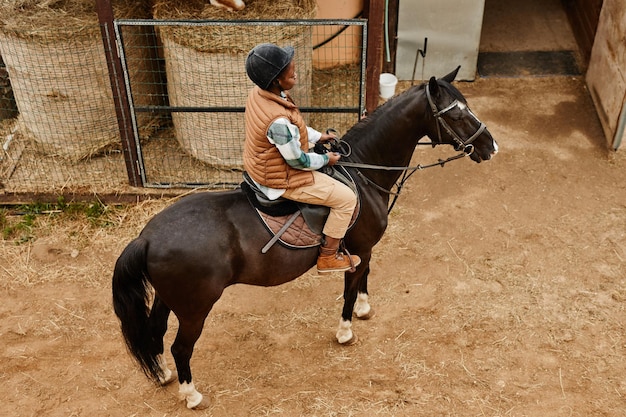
[480,0,578,53]
[478,0,581,77]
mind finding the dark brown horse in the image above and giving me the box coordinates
[112,67,498,409]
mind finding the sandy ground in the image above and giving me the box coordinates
[1,75,625,417]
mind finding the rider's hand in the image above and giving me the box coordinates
[319,132,337,143]
[327,152,341,166]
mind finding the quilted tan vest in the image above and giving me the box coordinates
[243,86,314,189]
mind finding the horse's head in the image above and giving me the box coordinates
[425,67,498,162]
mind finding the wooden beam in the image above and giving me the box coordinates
[364,0,385,114]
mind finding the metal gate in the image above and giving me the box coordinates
[114,19,367,189]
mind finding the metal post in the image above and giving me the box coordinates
[95,0,142,187]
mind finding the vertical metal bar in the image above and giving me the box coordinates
[95,0,142,187]
[364,0,385,114]
[359,21,368,118]
[382,0,399,74]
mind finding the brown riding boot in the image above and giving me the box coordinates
[317,236,361,274]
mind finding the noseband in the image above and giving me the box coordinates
[425,85,486,155]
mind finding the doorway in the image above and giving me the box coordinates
[478,0,583,77]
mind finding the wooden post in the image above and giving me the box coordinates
[364,0,385,114]
[95,0,143,187]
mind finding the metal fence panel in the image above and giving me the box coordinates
[117,19,367,188]
[0,19,366,195]
[0,24,131,195]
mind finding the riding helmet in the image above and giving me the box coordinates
[245,43,295,90]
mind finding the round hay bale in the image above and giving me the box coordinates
[0,0,162,161]
[154,0,316,169]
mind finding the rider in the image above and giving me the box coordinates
[243,42,361,274]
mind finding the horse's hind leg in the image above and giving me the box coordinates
[171,316,210,409]
[149,296,175,384]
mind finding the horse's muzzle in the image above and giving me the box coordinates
[471,136,498,163]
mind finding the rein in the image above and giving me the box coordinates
[336,146,470,213]
[330,85,487,213]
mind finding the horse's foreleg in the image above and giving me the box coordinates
[354,292,373,319]
[353,265,374,320]
[336,317,357,345]
[337,258,374,344]
[336,266,362,345]
[171,318,210,409]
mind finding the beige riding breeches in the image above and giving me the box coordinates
[282,170,356,239]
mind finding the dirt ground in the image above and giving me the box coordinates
[1,75,625,417]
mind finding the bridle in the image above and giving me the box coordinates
[425,83,487,155]
[335,83,489,213]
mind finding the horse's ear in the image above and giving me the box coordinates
[428,76,439,96]
[441,66,461,83]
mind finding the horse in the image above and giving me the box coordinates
[112,67,498,409]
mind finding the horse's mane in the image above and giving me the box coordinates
[343,79,467,143]
[343,84,422,142]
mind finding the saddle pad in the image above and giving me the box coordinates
[258,209,322,249]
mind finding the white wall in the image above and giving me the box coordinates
[395,0,485,81]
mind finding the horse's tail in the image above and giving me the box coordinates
[112,237,163,383]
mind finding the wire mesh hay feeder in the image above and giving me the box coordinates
[0,0,162,161]
[154,0,316,169]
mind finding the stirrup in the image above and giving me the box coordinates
[339,241,358,273]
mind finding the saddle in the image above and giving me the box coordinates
[241,167,359,253]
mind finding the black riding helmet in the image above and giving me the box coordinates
[245,43,295,90]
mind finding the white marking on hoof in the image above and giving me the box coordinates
[336,318,354,344]
[353,293,372,319]
[179,381,204,409]
[157,355,175,385]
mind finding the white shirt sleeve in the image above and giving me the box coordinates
[307,127,322,143]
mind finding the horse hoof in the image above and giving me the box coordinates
[339,333,359,346]
[160,371,177,386]
[355,308,375,320]
[192,397,211,410]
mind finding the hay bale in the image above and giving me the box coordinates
[0,0,162,160]
[154,0,315,169]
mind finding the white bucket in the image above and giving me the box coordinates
[379,73,398,99]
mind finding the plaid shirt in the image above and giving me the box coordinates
[253,117,329,200]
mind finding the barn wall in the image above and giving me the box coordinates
[586,0,626,150]
[562,0,603,68]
